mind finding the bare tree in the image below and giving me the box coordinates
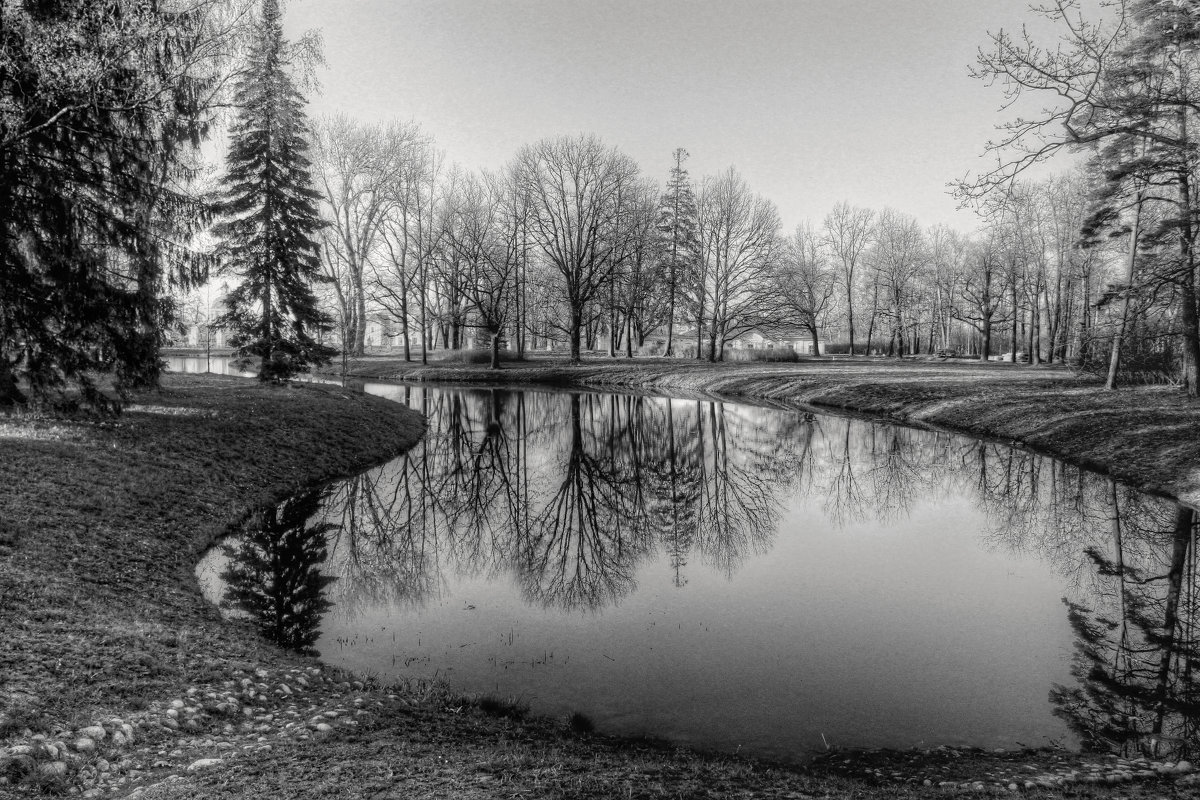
[822,202,875,355]
[513,134,641,361]
[868,209,927,356]
[961,0,1200,393]
[313,116,425,356]
[373,144,451,364]
[441,170,527,368]
[926,225,967,353]
[607,179,665,357]
[775,222,837,355]
[696,167,781,360]
[952,229,1010,360]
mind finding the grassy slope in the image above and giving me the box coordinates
[1,375,424,724]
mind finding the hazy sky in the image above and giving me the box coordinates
[283,0,1086,234]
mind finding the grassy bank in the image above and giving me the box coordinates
[2,375,425,714]
[2,366,1198,798]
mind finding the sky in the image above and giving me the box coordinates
[282,0,1094,234]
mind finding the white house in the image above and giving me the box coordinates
[728,324,825,355]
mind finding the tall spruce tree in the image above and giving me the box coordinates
[655,148,700,356]
[1,0,220,410]
[213,0,334,381]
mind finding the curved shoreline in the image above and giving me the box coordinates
[341,356,1200,509]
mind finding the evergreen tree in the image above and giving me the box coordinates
[1,0,220,410]
[213,0,334,381]
[655,148,700,356]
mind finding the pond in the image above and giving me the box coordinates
[194,379,1200,764]
[167,355,258,378]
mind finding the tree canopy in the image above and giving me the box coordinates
[1,0,241,409]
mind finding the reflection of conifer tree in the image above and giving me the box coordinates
[1050,503,1200,759]
[221,490,338,653]
[648,399,701,587]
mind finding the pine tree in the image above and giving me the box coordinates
[213,0,334,382]
[655,148,700,357]
[1,1,217,410]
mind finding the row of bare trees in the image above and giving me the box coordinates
[265,0,1200,389]
[293,117,1149,371]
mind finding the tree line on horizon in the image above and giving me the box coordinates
[6,0,1200,409]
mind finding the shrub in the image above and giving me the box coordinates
[822,341,876,355]
[430,349,523,365]
[567,710,595,734]
[678,343,719,360]
[725,348,800,363]
[475,694,529,720]
[636,341,665,356]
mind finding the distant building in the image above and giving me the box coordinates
[641,323,825,356]
[363,315,404,349]
[185,323,227,349]
[728,324,825,355]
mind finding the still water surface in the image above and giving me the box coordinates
[194,378,1199,763]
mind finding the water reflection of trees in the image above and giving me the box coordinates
[799,419,1200,758]
[226,386,1199,757]
[219,490,338,653]
[1049,504,1199,760]
[316,389,810,613]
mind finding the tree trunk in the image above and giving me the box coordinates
[847,283,856,356]
[569,305,583,362]
[419,261,428,366]
[0,360,25,406]
[1106,195,1143,390]
[1176,165,1200,396]
[490,330,500,370]
[864,282,879,356]
[666,281,675,357]
[1010,280,1019,363]
[352,272,367,356]
[1151,504,1194,737]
